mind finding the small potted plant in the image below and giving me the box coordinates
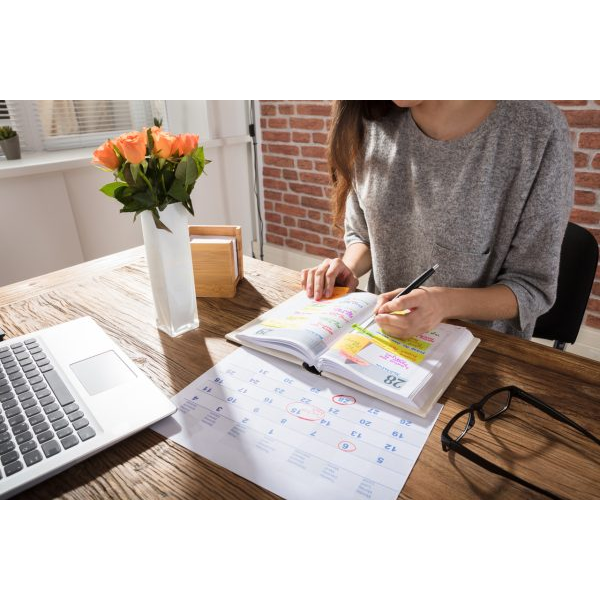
[0,126,21,160]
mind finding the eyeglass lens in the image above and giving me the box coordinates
[448,411,472,443]
[480,389,512,420]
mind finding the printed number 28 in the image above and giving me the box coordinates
[384,375,403,388]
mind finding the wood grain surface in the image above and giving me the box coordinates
[1,246,598,500]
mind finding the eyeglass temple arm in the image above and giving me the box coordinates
[447,440,561,500]
[517,390,600,446]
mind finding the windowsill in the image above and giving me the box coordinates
[0,135,252,180]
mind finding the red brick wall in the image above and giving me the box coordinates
[259,100,600,330]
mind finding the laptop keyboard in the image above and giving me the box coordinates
[0,338,96,480]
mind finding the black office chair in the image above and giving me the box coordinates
[533,222,599,350]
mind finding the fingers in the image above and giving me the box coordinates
[302,258,356,300]
[374,288,404,314]
[379,289,419,314]
[375,312,421,339]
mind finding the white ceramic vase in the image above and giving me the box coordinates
[140,203,199,337]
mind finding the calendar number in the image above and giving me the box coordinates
[383,375,403,388]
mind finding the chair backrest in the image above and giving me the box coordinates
[533,222,598,349]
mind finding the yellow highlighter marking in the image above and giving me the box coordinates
[351,324,430,363]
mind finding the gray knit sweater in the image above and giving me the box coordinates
[344,101,574,338]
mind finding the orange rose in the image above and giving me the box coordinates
[172,133,199,156]
[92,139,120,170]
[115,131,147,164]
[151,129,176,158]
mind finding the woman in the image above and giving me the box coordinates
[301,101,573,339]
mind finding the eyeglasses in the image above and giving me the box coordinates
[441,386,600,499]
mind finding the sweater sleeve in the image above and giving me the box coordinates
[343,188,371,248]
[496,122,574,334]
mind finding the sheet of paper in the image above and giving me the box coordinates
[152,347,442,500]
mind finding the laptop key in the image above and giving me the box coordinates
[18,390,34,402]
[12,422,29,436]
[25,405,41,418]
[0,391,15,402]
[48,410,65,423]
[72,418,89,431]
[37,430,54,444]
[41,369,76,408]
[61,434,79,450]
[9,414,25,427]
[4,460,23,477]
[23,449,43,467]
[33,421,50,435]
[6,406,22,419]
[2,398,18,410]
[64,403,79,415]
[29,413,46,426]
[52,418,69,432]
[19,439,37,455]
[16,430,33,445]
[21,398,38,411]
[0,440,16,455]
[44,402,60,415]
[40,365,54,373]
[1,450,19,465]
[32,383,47,393]
[32,352,47,362]
[18,357,33,366]
[24,339,38,346]
[10,343,24,350]
[68,410,84,422]
[0,431,11,444]
[41,439,61,458]
[22,363,37,373]
[78,426,96,442]
[57,426,73,439]
[14,384,29,395]
[39,394,55,407]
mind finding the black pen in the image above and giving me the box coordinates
[361,263,439,329]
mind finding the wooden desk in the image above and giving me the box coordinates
[1,247,599,499]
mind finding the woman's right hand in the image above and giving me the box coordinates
[301,258,359,300]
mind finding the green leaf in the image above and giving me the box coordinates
[168,178,189,203]
[175,156,188,180]
[131,191,156,209]
[152,209,172,232]
[130,163,139,182]
[185,154,198,187]
[100,181,127,198]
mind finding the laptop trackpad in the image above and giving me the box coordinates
[70,350,137,396]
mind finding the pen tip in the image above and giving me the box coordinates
[432,263,439,270]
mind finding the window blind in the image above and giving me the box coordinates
[5,100,166,152]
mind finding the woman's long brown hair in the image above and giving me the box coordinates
[328,101,397,228]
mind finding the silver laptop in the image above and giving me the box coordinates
[0,316,176,498]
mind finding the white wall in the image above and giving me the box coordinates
[0,100,257,287]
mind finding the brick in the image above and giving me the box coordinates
[563,110,600,128]
[315,161,329,173]
[265,211,282,224]
[290,228,321,244]
[297,159,313,170]
[322,236,346,250]
[312,132,328,144]
[290,117,325,131]
[264,155,294,168]
[570,208,600,225]
[592,281,600,296]
[260,118,266,128]
[553,100,588,106]
[268,143,299,156]
[589,228,600,245]
[300,171,331,185]
[579,133,600,149]
[292,131,311,143]
[574,190,596,205]
[279,104,295,115]
[298,218,332,235]
[574,152,589,168]
[266,233,284,245]
[283,215,296,227]
[263,166,281,178]
[285,238,304,251]
[264,190,282,201]
[278,203,307,217]
[587,298,600,313]
[297,103,332,116]
[283,193,300,204]
[268,224,288,237]
[267,118,288,129]
[301,146,327,159]
[575,172,600,188]
[289,182,323,197]
[586,313,600,329]
[263,177,287,191]
[305,244,337,258]
[282,169,298,181]
[263,131,291,143]
[263,200,274,211]
[301,196,332,210]
[593,153,600,169]
[261,104,276,116]
[308,210,322,221]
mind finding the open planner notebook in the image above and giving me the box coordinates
[226,289,480,418]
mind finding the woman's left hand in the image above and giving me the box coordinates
[374,286,449,338]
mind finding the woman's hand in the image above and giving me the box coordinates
[301,258,359,300]
[374,286,448,338]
